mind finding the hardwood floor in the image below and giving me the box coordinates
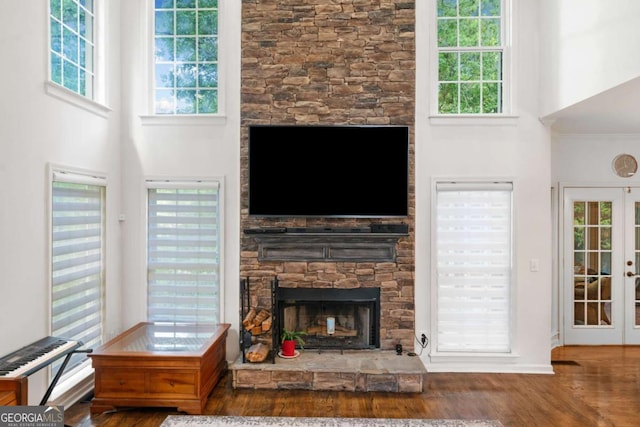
[64,346,640,427]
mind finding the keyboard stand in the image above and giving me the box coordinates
[40,348,93,406]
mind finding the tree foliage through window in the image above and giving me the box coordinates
[154,0,219,115]
[437,0,503,114]
[50,0,95,98]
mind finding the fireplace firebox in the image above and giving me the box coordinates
[275,284,380,350]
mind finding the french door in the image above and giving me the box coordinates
[563,187,640,344]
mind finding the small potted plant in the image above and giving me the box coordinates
[281,328,306,357]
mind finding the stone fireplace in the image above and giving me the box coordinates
[234,0,421,392]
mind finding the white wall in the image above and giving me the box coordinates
[0,2,556,406]
[540,0,640,117]
[0,1,122,402]
[551,134,640,344]
[117,1,242,358]
[414,0,553,372]
[553,135,640,184]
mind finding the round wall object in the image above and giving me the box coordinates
[612,154,638,178]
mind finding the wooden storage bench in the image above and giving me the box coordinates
[89,322,230,415]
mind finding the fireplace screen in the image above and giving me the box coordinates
[276,287,380,350]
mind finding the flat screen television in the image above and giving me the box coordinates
[248,125,409,218]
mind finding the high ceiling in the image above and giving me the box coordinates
[541,77,640,135]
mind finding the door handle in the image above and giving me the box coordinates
[627,271,635,277]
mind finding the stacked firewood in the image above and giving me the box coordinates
[242,308,272,363]
[242,308,272,336]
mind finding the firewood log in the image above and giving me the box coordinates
[261,316,272,332]
[253,309,270,326]
[242,308,256,328]
[246,343,269,362]
[251,325,263,336]
[307,326,324,335]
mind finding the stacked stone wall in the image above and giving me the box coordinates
[240,0,416,351]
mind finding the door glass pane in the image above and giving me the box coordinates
[600,227,612,250]
[574,227,585,250]
[587,202,599,225]
[600,202,612,224]
[573,201,613,327]
[587,227,599,250]
[574,202,585,225]
[587,252,599,273]
[601,252,611,275]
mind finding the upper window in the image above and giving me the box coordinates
[50,0,95,98]
[147,182,222,323]
[436,0,505,114]
[153,0,219,115]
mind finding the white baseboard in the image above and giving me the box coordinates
[46,366,94,409]
[425,363,554,374]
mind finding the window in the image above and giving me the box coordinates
[147,182,221,323]
[50,0,95,98]
[435,182,512,352]
[51,171,105,374]
[153,0,219,115]
[436,0,505,114]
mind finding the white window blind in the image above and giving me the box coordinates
[436,182,512,352]
[147,183,220,324]
[51,176,105,373]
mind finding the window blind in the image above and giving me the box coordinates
[436,182,512,352]
[51,179,105,372]
[147,184,220,324]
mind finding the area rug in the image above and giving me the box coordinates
[160,415,503,427]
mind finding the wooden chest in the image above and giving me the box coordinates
[89,322,230,415]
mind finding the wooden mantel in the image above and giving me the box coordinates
[251,232,407,262]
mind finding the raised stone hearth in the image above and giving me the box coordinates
[230,350,426,392]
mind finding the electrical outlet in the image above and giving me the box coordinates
[419,330,427,346]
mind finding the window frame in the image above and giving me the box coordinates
[430,179,517,360]
[429,0,514,121]
[145,0,224,120]
[48,165,107,385]
[145,178,225,324]
[47,0,111,117]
